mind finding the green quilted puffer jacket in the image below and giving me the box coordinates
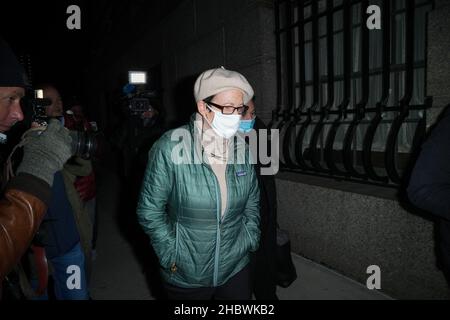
[137,114,260,288]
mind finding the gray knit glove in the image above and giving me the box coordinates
[17,119,73,186]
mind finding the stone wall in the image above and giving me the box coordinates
[276,173,450,299]
[274,0,450,299]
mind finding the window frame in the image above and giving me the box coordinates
[272,0,434,187]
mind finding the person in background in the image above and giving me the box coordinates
[65,101,98,256]
[25,84,93,300]
[65,102,94,131]
[239,97,279,300]
[407,106,450,286]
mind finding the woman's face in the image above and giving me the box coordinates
[198,89,244,123]
[44,86,63,117]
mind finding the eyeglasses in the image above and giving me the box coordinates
[206,101,248,115]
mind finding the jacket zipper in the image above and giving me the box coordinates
[220,165,231,224]
[209,171,220,287]
[202,149,231,286]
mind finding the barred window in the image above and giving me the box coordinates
[272,0,433,186]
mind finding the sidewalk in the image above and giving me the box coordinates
[90,167,392,300]
[277,254,392,300]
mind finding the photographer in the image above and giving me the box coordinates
[25,84,93,300]
[0,38,72,283]
[114,81,165,179]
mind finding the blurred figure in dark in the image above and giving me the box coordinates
[65,101,95,132]
[114,87,165,180]
[407,106,450,286]
[239,98,278,300]
[122,101,165,204]
[135,103,166,171]
[112,86,167,299]
[64,100,98,260]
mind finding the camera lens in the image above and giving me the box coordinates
[69,130,98,159]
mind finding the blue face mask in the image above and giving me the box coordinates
[239,118,256,133]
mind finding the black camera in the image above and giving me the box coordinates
[125,90,157,116]
[29,89,98,159]
[67,129,98,159]
[123,71,160,116]
[129,96,152,115]
[29,90,51,126]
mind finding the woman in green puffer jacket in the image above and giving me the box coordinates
[137,67,260,300]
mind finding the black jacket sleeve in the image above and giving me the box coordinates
[407,107,450,221]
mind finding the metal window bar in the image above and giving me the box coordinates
[273,0,434,186]
[277,0,432,33]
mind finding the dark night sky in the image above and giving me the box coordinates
[1,0,94,100]
[1,1,182,104]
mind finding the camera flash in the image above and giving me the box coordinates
[35,89,44,99]
[129,71,147,84]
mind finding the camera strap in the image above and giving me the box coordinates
[3,127,45,182]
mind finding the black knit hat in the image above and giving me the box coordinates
[0,37,28,88]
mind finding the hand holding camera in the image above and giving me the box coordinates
[28,89,98,160]
[16,119,72,186]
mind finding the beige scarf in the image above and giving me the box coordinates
[195,113,229,218]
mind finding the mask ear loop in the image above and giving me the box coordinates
[201,103,212,143]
